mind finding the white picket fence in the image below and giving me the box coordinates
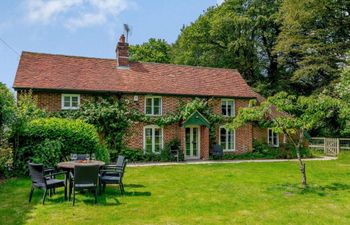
[308,137,350,156]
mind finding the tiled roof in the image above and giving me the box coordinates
[13,51,258,98]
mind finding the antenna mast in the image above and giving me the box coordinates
[123,24,131,43]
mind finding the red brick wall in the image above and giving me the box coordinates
[24,90,265,157]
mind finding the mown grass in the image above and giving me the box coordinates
[1,154,350,225]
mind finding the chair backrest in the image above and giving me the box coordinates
[74,165,99,185]
[212,144,223,156]
[116,155,125,168]
[28,162,46,185]
[76,154,88,160]
[120,160,128,179]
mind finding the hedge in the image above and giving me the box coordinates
[15,118,109,174]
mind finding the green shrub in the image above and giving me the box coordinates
[0,144,14,177]
[15,118,109,174]
[30,139,63,168]
[121,148,145,162]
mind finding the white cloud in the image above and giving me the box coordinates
[24,0,133,29]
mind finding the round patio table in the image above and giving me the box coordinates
[57,160,106,190]
[57,160,105,170]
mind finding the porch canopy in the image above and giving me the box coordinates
[182,111,210,128]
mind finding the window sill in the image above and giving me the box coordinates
[61,108,80,110]
[223,150,236,152]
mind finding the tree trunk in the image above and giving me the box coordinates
[284,129,307,188]
[295,130,307,188]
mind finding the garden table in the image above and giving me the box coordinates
[57,160,105,189]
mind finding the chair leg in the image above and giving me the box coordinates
[42,189,47,205]
[64,185,67,201]
[103,183,106,192]
[121,182,125,194]
[73,189,76,206]
[49,189,52,197]
[99,182,102,195]
[94,187,97,204]
[29,187,34,203]
[118,183,123,195]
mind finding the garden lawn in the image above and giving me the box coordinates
[2,154,350,225]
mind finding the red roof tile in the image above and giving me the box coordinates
[13,51,258,98]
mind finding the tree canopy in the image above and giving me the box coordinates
[129,38,172,64]
[275,0,350,95]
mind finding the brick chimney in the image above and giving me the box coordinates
[116,34,129,68]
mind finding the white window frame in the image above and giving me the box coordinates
[144,96,162,116]
[143,125,163,154]
[221,99,235,117]
[61,94,80,110]
[219,126,236,152]
[267,128,279,147]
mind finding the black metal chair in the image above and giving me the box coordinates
[170,147,180,162]
[77,154,89,160]
[211,144,224,159]
[28,162,67,205]
[69,165,99,206]
[99,157,127,195]
[103,155,125,171]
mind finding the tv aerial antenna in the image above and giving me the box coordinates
[123,24,132,43]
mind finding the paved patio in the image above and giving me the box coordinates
[128,156,337,167]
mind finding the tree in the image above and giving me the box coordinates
[172,0,284,93]
[0,83,15,145]
[275,0,350,95]
[335,51,350,136]
[129,38,172,63]
[226,92,343,187]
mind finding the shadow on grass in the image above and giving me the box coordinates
[269,182,350,196]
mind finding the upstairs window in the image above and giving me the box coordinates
[268,128,279,147]
[61,94,80,110]
[219,126,235,151]
[221,99,235,117]
[145,96,162,116]
[144,125,163,153]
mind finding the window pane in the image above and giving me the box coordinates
[145,128,152,152]
[153,98,160,108]
[185,128,191,156]
[221,101,227,115]
[227,103,232,116]
[228,130,232,150]
[220,128,226,150]
[64,101,70,107]
[154,128,161,152]
[229,101,235,116]
[193,128,198,156]
[273,133,278,146]
[145,98,153,114]
[154,106,160,115]
[71,97,79,107]
[64,96,71,107]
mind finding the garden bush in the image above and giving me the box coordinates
[15,117,109,174]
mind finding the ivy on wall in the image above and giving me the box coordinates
[52,97,234,153]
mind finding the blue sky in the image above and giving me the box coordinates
[0,0,222,90]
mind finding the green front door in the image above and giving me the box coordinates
[185,126,200,160]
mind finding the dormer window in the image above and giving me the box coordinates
[221,99,235,117]
[145,96,162,116]
[61,94,80,110]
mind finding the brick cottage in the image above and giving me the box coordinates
[13,35,280,160]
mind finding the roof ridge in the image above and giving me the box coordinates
[21,51,239,72]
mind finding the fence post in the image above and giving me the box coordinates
[337,138,340,155]
[324,138,326,155]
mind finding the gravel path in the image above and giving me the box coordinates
[128,156,337,167]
